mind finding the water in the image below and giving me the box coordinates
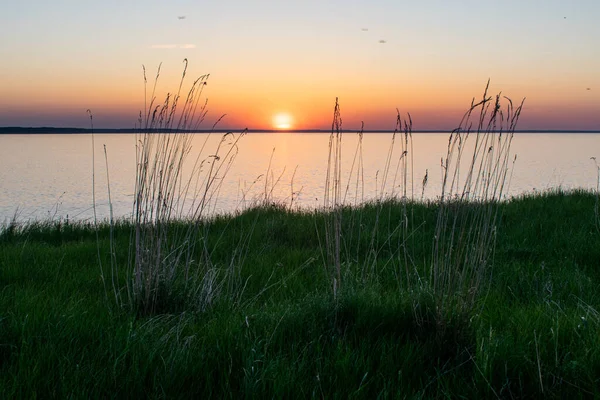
[1,132,599,223]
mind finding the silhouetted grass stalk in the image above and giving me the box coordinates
[395,112,416,290]
[591,157,600,233]
[87,110,110,305]
[320,102,418,297]
[361,111,415,285]
[323,98,343,297]
[106,60,247,315]
[103,144,119,306]
[430,81,524,324]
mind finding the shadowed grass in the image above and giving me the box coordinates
[2,190,600,397]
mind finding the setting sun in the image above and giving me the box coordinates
[273,113,293,130]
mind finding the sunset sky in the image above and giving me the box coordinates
[1,0,599,130]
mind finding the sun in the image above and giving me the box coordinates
[273,113,293,130]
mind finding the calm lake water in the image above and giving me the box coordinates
[1,132,599,223]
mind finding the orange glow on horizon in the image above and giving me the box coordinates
[1,68,598,130]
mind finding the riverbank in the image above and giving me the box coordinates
[1,190,599,397]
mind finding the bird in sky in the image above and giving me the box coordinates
[379,40,387,44]
[178,16,186,20]
[361,28,368,31]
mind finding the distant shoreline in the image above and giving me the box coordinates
[1,127,599,134]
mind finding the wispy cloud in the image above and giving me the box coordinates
[150,44,196,49]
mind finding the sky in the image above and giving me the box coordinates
[0,0,599,131]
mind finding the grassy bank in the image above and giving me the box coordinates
[1,189,599,398]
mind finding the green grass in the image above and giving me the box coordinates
[1,189,600,398]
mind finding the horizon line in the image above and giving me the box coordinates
[1,126,600,134]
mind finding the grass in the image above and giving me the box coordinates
[429,85,524,327]
[1,189,600,397]
[96,61,249,316]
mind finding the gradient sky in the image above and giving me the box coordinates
[1,0,599,130]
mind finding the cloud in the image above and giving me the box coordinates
[150,44,196,49]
